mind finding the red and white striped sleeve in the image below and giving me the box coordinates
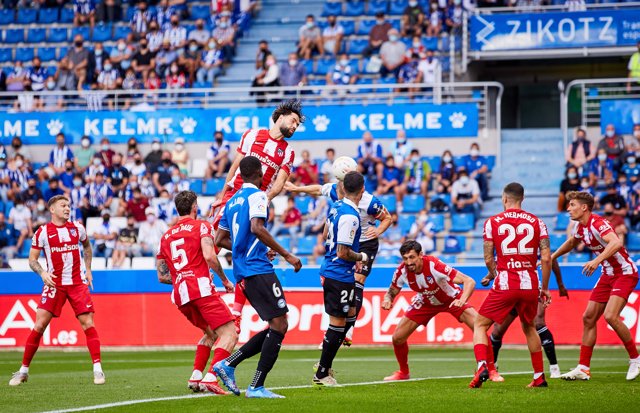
[391,263,408,290]
[237,129,258,155]
[31,225,46,250]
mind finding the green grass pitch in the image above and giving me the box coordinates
[1,347,638,412]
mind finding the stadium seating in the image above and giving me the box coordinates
[403,195,425,213]
[38,8,58,24]
[626,233,640,252]
[450,213,474,232]
[555,212,570,231]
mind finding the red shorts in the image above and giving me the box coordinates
[179,294,234,332]
[590,274,639,303]
[38,283,94,318]
[405,301,473,326]
[212,190,235,231]
[479,288,539,325]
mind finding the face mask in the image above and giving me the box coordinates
[208,42,216,49]
[121,60,131,70]
[37,204,45,212]
[459,176,470,185]
[443,155,451,163]
[389,35,398,42]
[95,49,103,56]
[619,180,627,185]
[606,130,615,138]
[142,179,150,186]
[411,156,419,163]
[150,26,158,31]
[581,181,590,189]
[219,22,228,28]
[130,181,138,189]
[15,160,23,168]
[598,153,607,162]
[628,157,636,164]
[305,22,314,29]
[568,172,577,179]
[470,149,479,157]
[215,137,223,143]
[289,59,298,66]
[66,166,72,171]
[377,19,385,25]
[34,64,41,70]
[75,41,83,47]
[28,185,36,190]
[93,158,102,166]
[604,211,613,216]
[171,175,180,183]
[175,144,184,151]
[340,59,349,66]
[171,20,179,26]
[634,130,640,138]
[140,43,148,50]
[147,215,156,223]
[171,66,178,74]
[412,41,421,48]
[101,144,109,151]
[453,0,461,5]
[81,139,90,148]
[432,3,438,10]
[104,64,113,71]
[0,161,5,168]
[16,205,25,211]
[196,25,204,30]
[46,81,55,90]
[152,143,161,151]
[73,179,82,187]
[103,217,110,223]
[576,134,585,141]
[409,0,417,6]
[135,159,142,165]
[189,45,198,52]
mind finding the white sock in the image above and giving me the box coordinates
[631,356,640,362]
[93,362,102,373]
[550,364,559,370]
[577,364,589,371]
[533,372,543,380]
[345,327,353,340]
[477,361,486,370]
[19,365,29,374]
[202,372,217,382]
[190,370,203,381]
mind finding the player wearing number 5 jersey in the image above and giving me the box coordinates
[9,195,104,387]
[549,191,640,381]
[470,183,552,389]
[214,156,302,399]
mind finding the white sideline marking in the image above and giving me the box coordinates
[40,371,534,413]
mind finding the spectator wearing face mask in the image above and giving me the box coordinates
[451,168,481,220]
[297,14,323,59]
[566,127,594,174]
[85,154,106,182]
[598,183,627,221]
[188,19,210,47]
[8,200,33,252]
[41,77,64,111]
[407,209,436,253]
[196,39,225,85]
[363,12,393,58]
[69,174,87,222]
[380,29,407,78]
[20,178,44,211]
[597,124,625,171]
[588,148,616,190]
[97,137,115,168]
[426,2,444,37]
[403,149,431,197]
[617,173,633,204]
[8,137,32,162]
[292,150,319,186]
[578,176,594,196]
[131,39,155,83]
[93,210,118,262]
[445,0,465,35]
[112,215,141,268]
[45,132,74,180]
[75,135,96,173]
[152,151,178,193]
[180,39,200,85]
[27,57,47,92]
[130,0,152,35]
[625,123,640,152]
[279,52,307,91]
[398,53,422,96]
[320,148,336,184]
[390,130,413,169]
[402,0,425,37]
[356,131,384,182]
[127,152,147,178]
[462,142,489,201]
[417,49,441,87]
[164,14,188,51]
[437,149,456,192]
[155,40,178,77]
[106,153,130,198]
[126,187,150,223]
[213,12,236,62]
[93,43,106,76]
[138,207,168,256]
[324,53,357,97]
[171,138,189,175]
[602,201,628,244]
[164,169,189,195]
[251,55,280,105]
[66,35,90,90]
[9,155,33,199]
[558,166,580,212]
[43,178,65,203]
[322,14,344,56]
[82,171,113,223]
[205,131,230,178]
[6,62,26,93]
[31,199,51,232]
[165,62,186,100]
[0,154,10,202]
[146,22,164,53]
[145,138,163,172]
[377,155,406,205]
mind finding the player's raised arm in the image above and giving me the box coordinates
[156,258,172,285]
[284,181,323,197]
[450,272,476,308]
[214,227,233,252]
[370,205,392,239]
[266,168,290,201]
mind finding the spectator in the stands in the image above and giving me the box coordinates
[255,40,272,70]
[588,148,615,190]
[132,38,156,83]
[97,137,115,168]
[0,154,10,202]
[106,153,130,198]
[145,138,164,172]
[124,138,140,166]
[324,54,357,97]
[96,59,122,109]
[9,155,32,198]
[165,62,187,99]
[42,77,65,111]
[617,173,632,202]
[171,138,189,175]
[597,124,625,170]
[13,80,37,113]
[43,178,64,203]
[622,153,640,187]
[69,174,86,222]
[418,49,441,87]
[126,187,150,223]
[9,137,32,162]
[426,2,444,37]
[462,142,489,201]
[32,199,51,232]
[93,210,118,261]
[205,131,231,178]
[390,130,413,169]
[252,55,280,104]
[626,124,640,152]
[272,197,302,253]
[140,173,156,198]
[85,154,106,182]
[403,149,431,197]
[196,39,225,84]
[74,0,96,29]
[602,201,628,244]
[557,166,580,212]
[363,12,392,58]
[627,40,640,93]
[144,70,162,103]
[451,168,481,219]
[445,0,465,35]
[111,215,141,268]
[279,52,307,91]
[131,0,152,36]
[82,171,113,222]
[165,169,189,195]
[92,43,106,77]
[6,62,26,93]
[212,12,236,61]
[45,133,74,180]
[437,149,456,192]
[128,152,147,178]
[27,57,46,93]
[356,131,384,180]
[599,183,627,214]
[180,39,200,85]
[298,14,323,59]
[155,39,178,77]
[59,159,76,193]
[402,0,425,37]
[66,34,90,91]
[406,36,426,60]
[320,148,336,183]
[164,14,188,52]
[377,155,405,204]
[54,57,76,91]
[146,21,164,54]
[408,210,436,253]
[153,151,178,193]
[565,0,586,12]
[75,136,95,173]
[293,150,319,186]
[380,29,407,78]
[138,207,168,256]
[189,19,210,47]
[20,178,44,211]
[579,175,595,197]
[156,189,177,224]
[322,14,344,56]
[9,199,32,253]
[565,127,594,174]
[0,212,18,259]
[304,197,328,236]
[96,0,121,23]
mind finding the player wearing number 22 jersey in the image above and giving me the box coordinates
[471,182,552,389]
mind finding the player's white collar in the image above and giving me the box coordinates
[343,198,358,210]
[242,183,259,190]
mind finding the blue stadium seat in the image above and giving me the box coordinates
[17,8,37,24]
[424,156,440,172]
[307,78,326,94]
[27,27,46,43]
[450,213,475,232]
[0,9,14,25]
[549,234,566,250]
[294,196,313,215]
[48,27,69,43]
[403,194,425,213]
[423,36,438,50]
[188,179,203,194]
[341,20,355,36]
[358,19,376,35]
[18,239,33,258]
[297,236,317,255]
[354,77,373,94]
[348,38,368,54]
[16,47,35,62]
[191,5,211,20]
[379,194,396,213]
[46,65,56,77]
[627,233,640,252]
[443,235,465,254]
[275,235,291,250]
[367,0,388,15]
[555,213,570,231]
[430,193,451,208]
[204,178,225,196]
[4,201,13,216]
[71,26,91,40]
[428,214,445,232]
[113,25,132,40]
[399,214,416,233]
[300,59,314,75]
[37,47,57,62]
[377,255,400,264]
[0,48,12,63]
[322,1,343,16]
[4,28,25,44]
[315,58,336,75]
[58,46,69,58]
[60,7,75,23]
[345,1,365,16]
[438,254,458,264]
[92,24,112,42]
[38,8,58,24]
[390,0,408,15]
[567,253,590,263]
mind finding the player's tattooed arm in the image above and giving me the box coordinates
[28,247,44,275]
[483,240,497,280]
[201,237,228,282]
[337,244,364,262]
[82,238,92,270]
[156,259,172,285]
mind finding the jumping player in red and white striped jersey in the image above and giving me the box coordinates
[210,100,305,333]
[381,240,500,382]
[9,195,104,386]
[470,182,552,389]
[550,191,640,381]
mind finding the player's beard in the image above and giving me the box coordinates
[280,124,294,138]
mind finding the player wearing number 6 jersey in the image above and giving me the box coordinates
[9,195,104,387]
[470,182,551,389]
[549,191,640,381]
[214,156,302,399]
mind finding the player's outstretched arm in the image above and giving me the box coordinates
[250,217,302,272]
[214,227,233,251]
[337,244,368,262]
[283,181,323,197]
[201,236,234,292]
[371,206,392,238]
[451,272,476,307]
[267,169,291,201]
[539,237,552,305]
[29,247,56,287]
[82,237,94,290]
[382,285,401,310]
[483,240,497,283]
[582,232,623,277]
[156,259,172,285]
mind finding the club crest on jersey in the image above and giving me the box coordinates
[41,297,47,304]
[277,298,286,308]
[342,304,349,313]
[277,148,284,157]
[70,228,77,237]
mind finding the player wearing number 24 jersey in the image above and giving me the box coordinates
[471,182,551,389]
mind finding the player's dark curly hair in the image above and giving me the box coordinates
[240,156,263,181]
[400,240,422,256]
[271,99,305,123]
[175,190,198,216]
[343,171,364,195]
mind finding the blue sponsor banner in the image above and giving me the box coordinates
[601,99,640,135]
[0,103,478,145]
[471,10,640,52]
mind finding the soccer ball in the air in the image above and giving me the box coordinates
[332,156,358,181]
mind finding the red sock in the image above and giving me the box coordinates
[473,344,488,363]
[623,340,639,359]
[22,330,43,367]
[84,327,101,364]
[486,334,496,371]
[530,350,544,374]
[393,342,410,374]
[232,286,247,314]
[578,345,594,368]
[208,348,231,374]
[193,344,212,373]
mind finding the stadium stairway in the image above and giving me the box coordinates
[217,0,321,88]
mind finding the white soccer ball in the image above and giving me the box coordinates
[332,156,358,181]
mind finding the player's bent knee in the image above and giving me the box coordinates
[391,334,407,346]
[603,311,620,326]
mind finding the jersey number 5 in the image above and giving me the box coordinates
[170,239,189,271]
[498,223,534,256]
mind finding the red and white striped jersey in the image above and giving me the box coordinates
[157,218,216,307]
[572,213,637,277]
[32,221,87,286]
[483,208,548,291]
[391,256,462,307]
[230,128,294,194]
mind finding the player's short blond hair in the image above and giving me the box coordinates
[566,191,594,211]
[48,195,69,208]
